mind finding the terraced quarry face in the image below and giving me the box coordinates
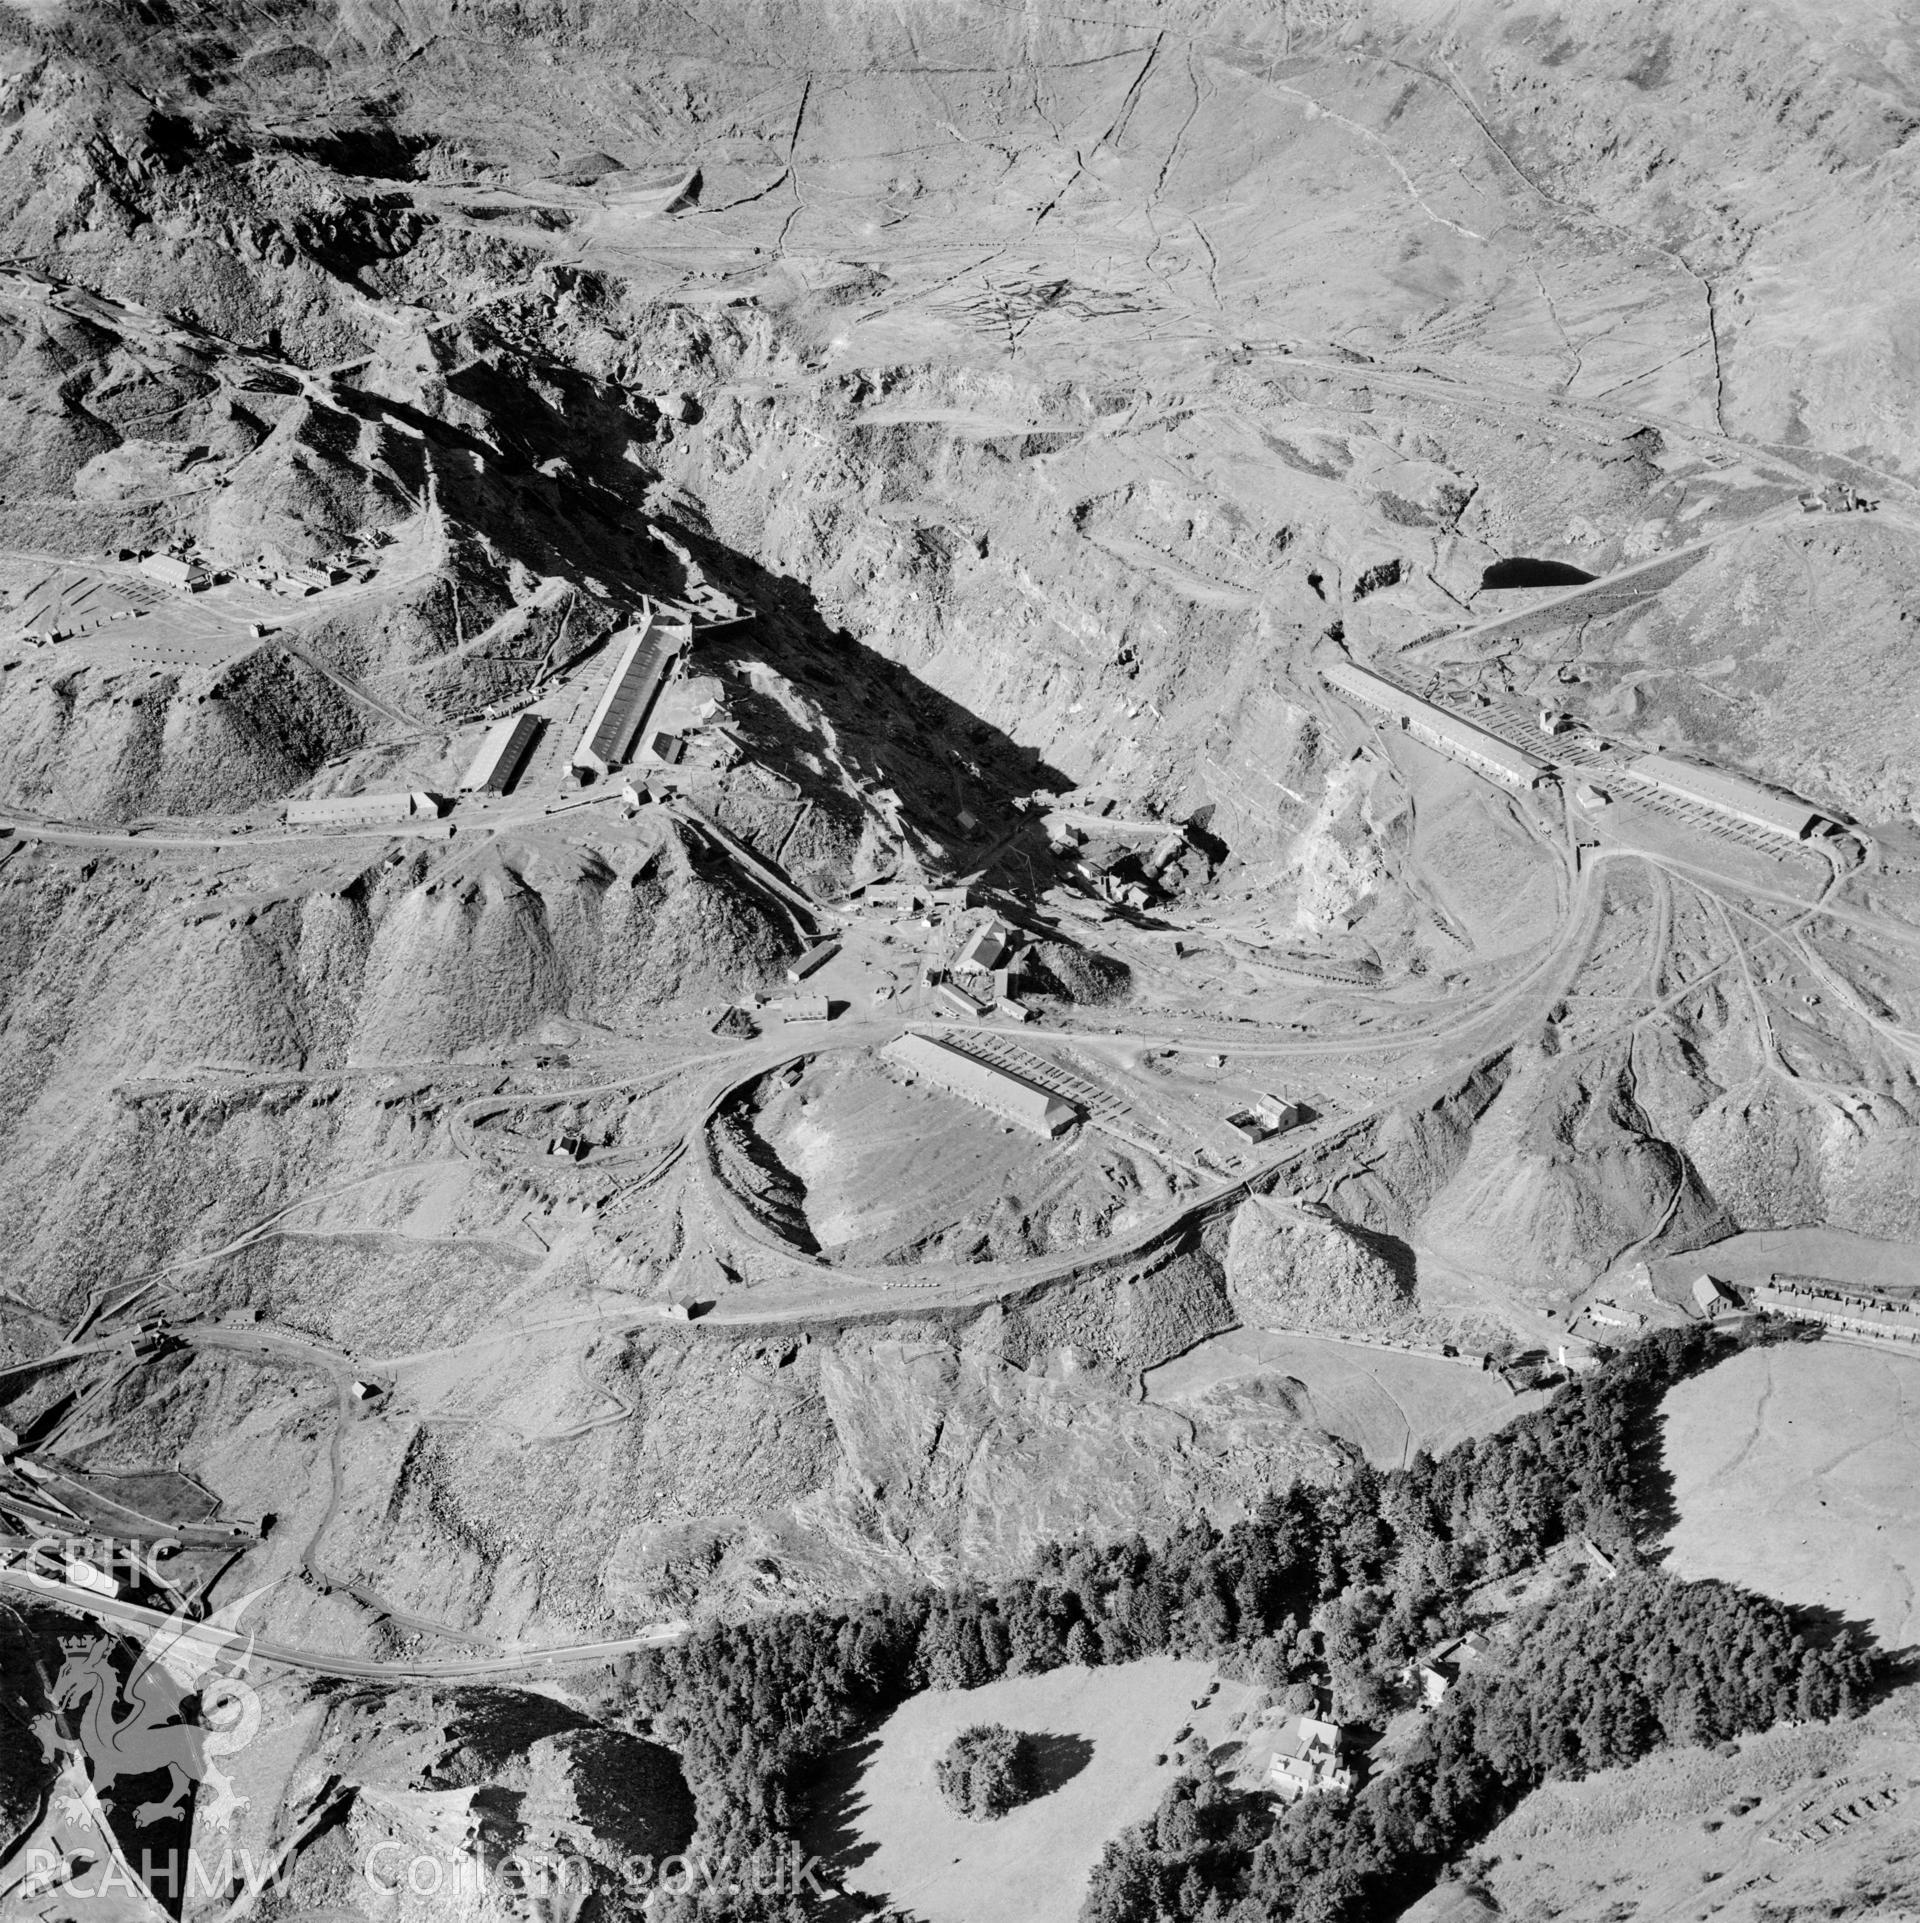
[0,1,1917,1918]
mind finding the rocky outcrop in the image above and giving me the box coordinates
[982,1244,1236,1389]
[1225,1199,1414,1333]
[319,1686,695,1917]
[1024,940,1133,1007]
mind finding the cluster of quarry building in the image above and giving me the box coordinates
[1593,1268,1920,1351]
[1322,656,1847,847]
[284,605,703,829]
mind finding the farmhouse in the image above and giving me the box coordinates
[1587,1299,1645,1331]
[1692,1273,1741,1319]
[1267,1715,1355,1803]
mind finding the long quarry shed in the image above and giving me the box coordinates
[459,711,543,794]
[1321,658,1549,789]
[1628,754,1827,839]
[885,1030,1080,1138]
[572,612,690,778]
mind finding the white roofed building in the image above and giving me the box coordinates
[459,712,543,794]
[1322,659,1550,790]
[287,792,425,826]
[139,553,207,590]
[885,1030,1079,1137]
[1628,754,1828,840]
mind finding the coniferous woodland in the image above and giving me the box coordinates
[629,1321,1868,1920]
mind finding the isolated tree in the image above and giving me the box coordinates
[934,1724,1037,1820]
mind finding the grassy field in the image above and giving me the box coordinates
[832,1658,1255,1923]
[1469,1690,1920,1923]
[1660,1339,1920,1648]
[1144,1326,1545,1467]
[1653,1225,1920,1299]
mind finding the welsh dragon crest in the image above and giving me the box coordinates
[33,1584,274,1833]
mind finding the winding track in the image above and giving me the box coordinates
[0,1568,688,1677]
[4,789,1895,1679]
[5,270,1920,1679]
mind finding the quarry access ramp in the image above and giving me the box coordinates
[673,847,1837,1335]
[684,1022,1394,1327]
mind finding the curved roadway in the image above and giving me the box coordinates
[0,1568,687,1678]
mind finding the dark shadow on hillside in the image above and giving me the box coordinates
[1025,1730,1094,1796]
[279,122,437,182]
[336,348,1079,891]
[1868,1640,1920,1695]
[1787,1600,1878,1655]
[1481,558,1596,589]
[1616,1350,1687,1551]
[795,1729,882,1892]
[677,536,1078,889]
[1348,1222,1418,1300]
[1780,1604,1910,1710]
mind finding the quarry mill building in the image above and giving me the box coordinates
[1325,655,1840,846]
[1321,658,1549,789]
[1626,753,1831,840]
[459,711,543,795]
[571,611,691,779]
[885,1030,1081,1137]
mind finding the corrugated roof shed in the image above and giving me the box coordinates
[935,980,987,1018]
[287,792,417,825]
[459,711,543,794]
[572,613,689,776]
[786,939,841,983]
[958,918,1012,970]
